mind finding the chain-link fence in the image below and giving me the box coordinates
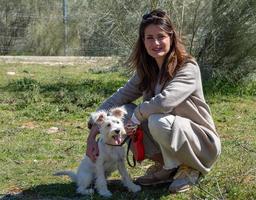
[0,0,140,56]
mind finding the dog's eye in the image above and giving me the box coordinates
[107,123,111,127]
[117,121,120,124]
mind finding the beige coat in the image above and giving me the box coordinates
[98,61,221,174]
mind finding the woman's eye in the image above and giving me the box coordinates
[158,35,166,40]
[146,36,153,40]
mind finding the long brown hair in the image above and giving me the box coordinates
[127,9,193,92]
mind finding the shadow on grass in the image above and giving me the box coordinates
[1,181,172,200]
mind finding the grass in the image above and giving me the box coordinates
[0,61,255,200]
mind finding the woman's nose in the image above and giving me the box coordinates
[153,38,160,45]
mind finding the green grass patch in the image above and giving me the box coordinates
[0,62,255,199]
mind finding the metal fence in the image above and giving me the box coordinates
[0,0,128,56]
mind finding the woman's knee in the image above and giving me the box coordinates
[148,114,165,135]
[148,114,175,137]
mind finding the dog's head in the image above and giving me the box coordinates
[90,107,127,145]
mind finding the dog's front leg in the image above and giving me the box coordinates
[95,160,112,197]
[117,159,141,193]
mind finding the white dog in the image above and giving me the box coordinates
[54,107,141,197]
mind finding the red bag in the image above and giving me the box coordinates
[127,126,145,167]
[132,126,145,162]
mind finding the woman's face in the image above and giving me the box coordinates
[144,24,171,67]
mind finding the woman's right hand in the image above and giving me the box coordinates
[125,119,138,135]
[86,124,99,162]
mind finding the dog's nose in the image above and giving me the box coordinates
[114,129,120,134]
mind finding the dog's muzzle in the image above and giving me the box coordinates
[106,132,129,146]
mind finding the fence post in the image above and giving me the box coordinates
[63,0,68,56]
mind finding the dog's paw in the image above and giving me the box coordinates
[77,187,94,195]
[99,189,112,198]
[129,184,141,193]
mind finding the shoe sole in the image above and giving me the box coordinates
[169,185,191,193]
[136,179,173,186]
[169,171,202,193]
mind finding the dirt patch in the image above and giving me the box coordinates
[0,56,118,66]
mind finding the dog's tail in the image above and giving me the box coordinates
[53,171,77,183]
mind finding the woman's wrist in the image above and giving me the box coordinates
[131,113,141,125]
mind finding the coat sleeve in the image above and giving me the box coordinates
[98,73,142,111]
[134,63,199,121]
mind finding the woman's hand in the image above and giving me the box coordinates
[86,124,99,162]
[125,119,138,135]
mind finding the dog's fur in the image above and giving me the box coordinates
[54,107,141,197]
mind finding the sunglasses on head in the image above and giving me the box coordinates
[142,10,166,20]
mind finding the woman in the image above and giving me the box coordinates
[86,9,221,193]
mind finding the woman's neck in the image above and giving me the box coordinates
[155,57,164,69]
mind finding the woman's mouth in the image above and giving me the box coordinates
[152,48,162,52]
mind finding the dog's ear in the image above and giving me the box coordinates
[109,107,127,119]
[90,111,107,126]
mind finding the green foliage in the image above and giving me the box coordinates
[197,0,256,83]
[5,78,41,109]
[25,19,64,56]
[7,77,40,91]
[203,77,256,96]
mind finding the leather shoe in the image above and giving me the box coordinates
[136,167,177,186]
